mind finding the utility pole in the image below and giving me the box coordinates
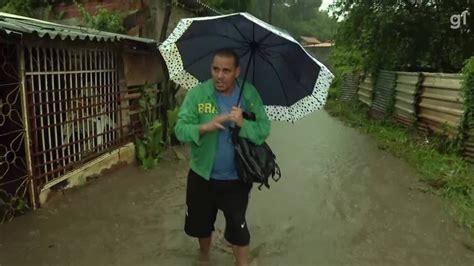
[160,0,172,42]
[160,0,173,144]
[268,0,273,23]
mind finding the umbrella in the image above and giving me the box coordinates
[158,12,334,123]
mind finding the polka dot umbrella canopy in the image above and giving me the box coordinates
[158,12,334,123]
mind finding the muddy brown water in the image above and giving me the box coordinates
[1,111,473,266]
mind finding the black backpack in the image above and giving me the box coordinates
[231,111,281,190]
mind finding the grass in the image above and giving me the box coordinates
[324,97,474,239]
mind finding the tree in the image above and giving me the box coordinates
[205,0,338,42]
[76,2,126,34]
[247,0,337,41]
[0,0,35,16]
[330,0,474,73]
[206,0,251,13]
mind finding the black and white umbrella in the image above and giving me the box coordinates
[158,12,334,122]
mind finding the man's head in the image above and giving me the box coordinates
[211,48,240,95]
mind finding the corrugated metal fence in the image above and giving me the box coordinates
[357,74,373,106]
[340,73,360,102]
[417,73,464,137]
[369,71,397,119]
[392,72,421,128]
[342,70,471,162]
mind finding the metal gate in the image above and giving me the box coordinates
[24,46,124,191]
[0,42,31,220]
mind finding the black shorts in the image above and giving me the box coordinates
[184,169,252,246]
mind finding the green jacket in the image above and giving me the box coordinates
[175,79,271,180]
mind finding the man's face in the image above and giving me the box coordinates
[211,55,240,94]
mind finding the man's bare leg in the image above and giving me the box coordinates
[233,245,249,266]
[199,236,212,253]
[197,236,212,263]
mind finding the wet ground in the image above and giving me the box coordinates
[1,111,473,266]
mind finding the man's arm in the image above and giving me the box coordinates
[174,90,201,145]
[175,90,231,145]
[199,114,230,135]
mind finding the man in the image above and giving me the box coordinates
[174,48,270,266]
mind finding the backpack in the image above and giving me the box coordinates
[231,111,281,190]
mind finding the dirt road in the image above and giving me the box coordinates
[1,111,473,265]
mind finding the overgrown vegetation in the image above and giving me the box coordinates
[135,83,184,169]
[135,84,165,170]
[1,189,30,223]
[461,57,474,143]
[0,0,36,16]
[75,1,126,34]
[330,0,473,76]
[0,0,57,19]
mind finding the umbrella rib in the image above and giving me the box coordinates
[239,48,252,63]
[235,48,252,85]
[264,44,325,110]
[255,49,296,122]
[176,33,247,46]
[224,19,251,43]
[252,48,256,85]
[260,48,319,97]
[257,32,273,44]
[182,45,245,70]
[252,22,255,41]
[260,41,292,49]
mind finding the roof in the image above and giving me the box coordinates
[300,36,321,44]
[0,12,156,44]
[304,42,335,48]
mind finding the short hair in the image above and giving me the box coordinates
[213,48,240,68]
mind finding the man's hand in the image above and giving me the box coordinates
[230,106,244,128]
[199,114,231,135]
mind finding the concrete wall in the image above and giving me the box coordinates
[144,1,195,41]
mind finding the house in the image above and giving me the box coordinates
[300,36,321,46]
[0,11,164,209]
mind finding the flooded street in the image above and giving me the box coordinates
[1,111,473,265]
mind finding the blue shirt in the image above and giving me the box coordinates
[210,85,245,180]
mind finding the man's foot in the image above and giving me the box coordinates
[194,249,211,266]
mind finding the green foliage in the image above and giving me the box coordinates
[1,189,30,223]
[459,57,474,157]
[166,106,179,146]
[0,0,57,18]
[204,0,339,44]
[325,97,474,239]
[330,0,473,75]
[136,84,165,170]
[0,0,34,16]
[41,4,53,20]
[461,57,474,125]
[75,1,126,34]
[329,45,364,97]
[248,0,337,42]
[206,0,251,13]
